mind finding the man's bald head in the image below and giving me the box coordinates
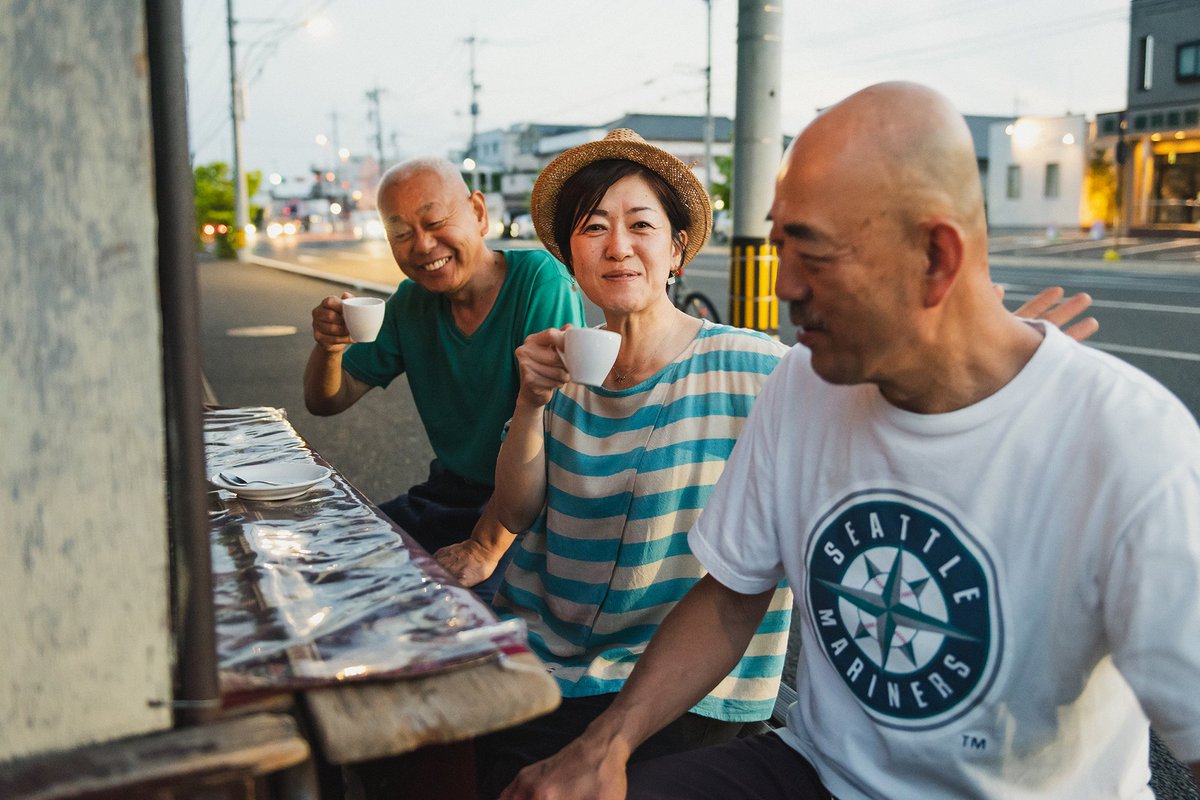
[376,157,469,208]
[787,82,987,247]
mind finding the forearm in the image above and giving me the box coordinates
[471,501,518,556]
[303,344,357,415]
[1191,761,1199,788]
[492,400,550,532]
[580,575,774,755]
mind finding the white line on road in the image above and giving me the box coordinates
[1003,291,1200,315]
[1089,342,1200,362]
[1118,240,1200,255]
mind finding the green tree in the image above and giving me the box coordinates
[711,154,732,211]
[192,161,261,258]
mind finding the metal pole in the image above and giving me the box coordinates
[703,0,714,196]
[145,0,221,726]
[225,0,250,257]
[467,34,480,192]
[730,0,782,332]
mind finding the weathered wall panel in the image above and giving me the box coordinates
[0,0,173,760]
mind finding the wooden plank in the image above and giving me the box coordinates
[0,714,310,800]
[305,653,561,764]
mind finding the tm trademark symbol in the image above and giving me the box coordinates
[961,735,987,750]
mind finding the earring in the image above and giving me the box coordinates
[666,269,677,286]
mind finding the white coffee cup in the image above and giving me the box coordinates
[342,297,386,342]
[560,327,621,387]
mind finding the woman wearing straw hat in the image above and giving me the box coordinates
[449,129,794,796]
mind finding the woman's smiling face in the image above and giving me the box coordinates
[568,173,684,317]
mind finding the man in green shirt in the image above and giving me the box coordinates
[305,158,586,601]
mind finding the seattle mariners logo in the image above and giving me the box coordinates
[806,489,1002,730]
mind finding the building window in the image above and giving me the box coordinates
[1044,163,1060,199]
[1140,35,1155,90]
[1006,165,1021,199]
[1179,41,1200,82]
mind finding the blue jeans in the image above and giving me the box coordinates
[377,459,517,604]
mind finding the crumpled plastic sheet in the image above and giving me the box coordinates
[204,407,529,697]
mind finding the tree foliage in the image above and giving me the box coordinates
[192,161,261,257]
[711,154,732,211]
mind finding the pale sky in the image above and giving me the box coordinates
[183,0,1131,181]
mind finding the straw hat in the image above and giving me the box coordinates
[530,128,712,266]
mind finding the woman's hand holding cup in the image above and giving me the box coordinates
[515,326,573,408]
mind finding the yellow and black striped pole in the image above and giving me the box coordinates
[729,237,778,332]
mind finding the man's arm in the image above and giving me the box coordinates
[1191,761,1199,787]
[304,293,372,415]
[500,575,775,800]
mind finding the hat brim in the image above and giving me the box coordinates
[531,131,712,267]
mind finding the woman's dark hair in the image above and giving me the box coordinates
[552,160,691,272]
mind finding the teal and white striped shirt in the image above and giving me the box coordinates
[494,321,793,722]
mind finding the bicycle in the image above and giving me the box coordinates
[670,272,721,324]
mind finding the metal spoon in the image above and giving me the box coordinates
[219,471,287,487]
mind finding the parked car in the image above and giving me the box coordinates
[509,213,536,239]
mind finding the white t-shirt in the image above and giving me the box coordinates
[689,322,1200,799]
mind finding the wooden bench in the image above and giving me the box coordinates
[0,713,314,800]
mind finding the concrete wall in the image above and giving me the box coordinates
[986,115,1089,229]
[0,0,173,761]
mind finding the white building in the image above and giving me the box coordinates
[986,115,1089,229]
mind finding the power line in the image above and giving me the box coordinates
[849,7,1129,68]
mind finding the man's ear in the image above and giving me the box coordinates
[922,221,964,308]
[469,191,489,234]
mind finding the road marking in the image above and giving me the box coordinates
[226,325,298,337]
[684,267,729,279]
[1118,240,1200,255]
[1003,291,1200,315]
[1089,342,1200,362]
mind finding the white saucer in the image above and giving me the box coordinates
[210,463,332,501]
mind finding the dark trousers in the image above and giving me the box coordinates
[378,459,518,604]
[474,693,744,799]
[626,731,833,800]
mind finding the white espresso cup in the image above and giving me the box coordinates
[560,326,622,387]
[341,297,386,342]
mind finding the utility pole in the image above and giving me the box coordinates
[225,0,250,258]
[365,86,386,177]
[703,0,714,197]
[465,34,481,191]
[329,109,340,179]
[729,0,782,333]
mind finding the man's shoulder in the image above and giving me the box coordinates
[1049,330,1192,420]
[501,247,571,279]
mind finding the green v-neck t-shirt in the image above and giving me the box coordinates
[341,249,586,487]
